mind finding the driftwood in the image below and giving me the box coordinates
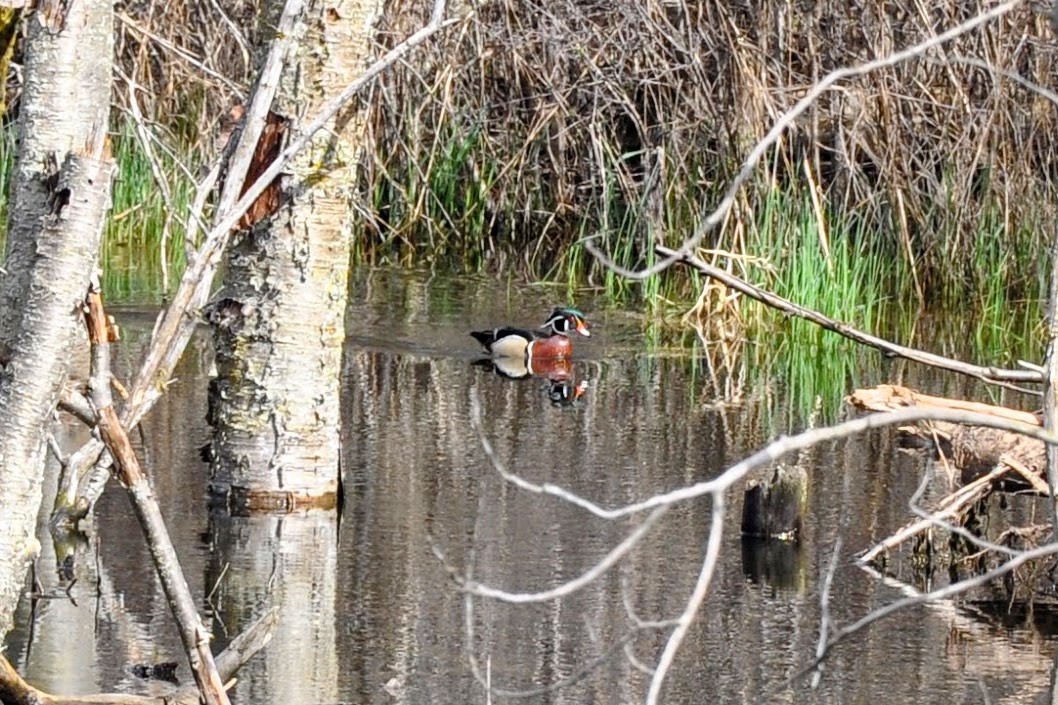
[849,385,1051,572]
[848,384,1045,489]
[0,607,279,705]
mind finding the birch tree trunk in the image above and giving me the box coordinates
[0,0,114,637]
[207,0,379,508]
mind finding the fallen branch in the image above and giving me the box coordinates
[857,465,1007,566]
[849,384,1046,491]
[83,289,229,705]
[658,247,1041,385]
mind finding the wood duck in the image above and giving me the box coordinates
[470,308,590,360]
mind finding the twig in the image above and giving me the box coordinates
[116,12,244,95]
[1002,456,1052,496]
[457,506,668,603]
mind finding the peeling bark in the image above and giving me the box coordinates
[208,0,380,506]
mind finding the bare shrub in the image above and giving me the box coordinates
[365,0,1058,285]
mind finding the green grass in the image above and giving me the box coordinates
[103,120,197,301]
[0,118,197,302]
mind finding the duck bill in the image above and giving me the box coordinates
[576,320,591,337]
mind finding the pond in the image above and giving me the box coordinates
[3,268,1055,704]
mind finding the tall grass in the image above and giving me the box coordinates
[103,120,197,300]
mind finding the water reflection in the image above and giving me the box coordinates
[472,356,590,407]
[2,271,1057,705]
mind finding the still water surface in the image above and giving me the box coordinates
[4,269,1056,704]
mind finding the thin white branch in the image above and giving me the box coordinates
[475,404,1057,521]
[584,0,1024,280]
[645,493,725,705]
[460,507,669,603]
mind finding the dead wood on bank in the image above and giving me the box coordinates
[848,384,1045,490]
[848,384,1057,603]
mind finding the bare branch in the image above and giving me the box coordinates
[458,506,668,603]
[645,494,725,705]
[476,405,1057,521]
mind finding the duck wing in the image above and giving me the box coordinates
[470,326,539,356]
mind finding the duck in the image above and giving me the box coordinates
[470,307,590,360]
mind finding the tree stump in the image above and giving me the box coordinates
[741,464,807,540]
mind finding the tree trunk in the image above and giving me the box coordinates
[0,0,113,638]
[207,0,379,508]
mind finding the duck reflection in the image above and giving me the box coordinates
[473,356,589,407]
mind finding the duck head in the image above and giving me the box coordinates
[542,308,591,337]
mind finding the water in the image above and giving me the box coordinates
[4,269,1056,703]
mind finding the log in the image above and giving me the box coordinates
[847,384,1045,491]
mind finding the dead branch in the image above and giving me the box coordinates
[474,405,1056,523]
[83,289,229,705]
[658,247,1041,385]
[857,465,1008,565]
[849,383,1050,505]
[848,384,1039,425]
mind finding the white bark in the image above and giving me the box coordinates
[208,0,380,505]
[0,0,114,638]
